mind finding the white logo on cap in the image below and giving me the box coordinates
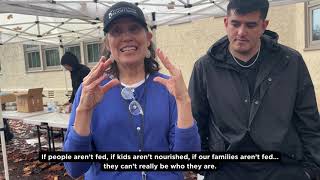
[108,7,138,19]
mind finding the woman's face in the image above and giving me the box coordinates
[106,17,152,66]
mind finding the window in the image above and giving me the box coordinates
[24,45,41,71]
[87,43,101,64]
[312,8,320,41]
[27,52,41,68]
[306,1,320,49]
[64,45,81,62]
[45,48,60,68]
[23,42,103,72]
[24,45,61,72]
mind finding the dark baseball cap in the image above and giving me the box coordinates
[103,1,147,33]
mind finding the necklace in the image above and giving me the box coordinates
[230,45,261,68]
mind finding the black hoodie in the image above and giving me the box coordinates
[61,52,90,103]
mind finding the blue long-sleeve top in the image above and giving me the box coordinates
[63,72,201,180]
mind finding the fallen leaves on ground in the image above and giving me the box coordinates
[39,162,49,170]
[44,174,59,180]
[8,167,16,171]
[0,119,70,179]
[22,170,32,177]
[48,164,64,172]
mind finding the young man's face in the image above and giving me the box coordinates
[63,64,72,71]
[224,10,269,56]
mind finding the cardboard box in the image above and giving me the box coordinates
[15,88,44,112]
[0,93,16,104]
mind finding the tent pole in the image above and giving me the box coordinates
[0,100,10,180]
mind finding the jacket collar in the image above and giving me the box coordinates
[207,32,289,90]
[207,33,280,63]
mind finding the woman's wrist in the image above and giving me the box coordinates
[176,94,191,105]
[74,108,93,136]
[176,96,193,129]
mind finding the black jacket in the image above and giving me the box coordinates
[189,32,320,177]
[61,52,91,103]
[69,64,90,103]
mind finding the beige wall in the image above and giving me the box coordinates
[1,3,320,105]
[0,44,71,104]
[156,17,225,85]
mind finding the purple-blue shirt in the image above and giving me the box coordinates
[64,72,201,180]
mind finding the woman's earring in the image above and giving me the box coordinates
[145,49,151,59]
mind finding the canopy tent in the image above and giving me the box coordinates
[0,0,313,179]
[0,0,311,46]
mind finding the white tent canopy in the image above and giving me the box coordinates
[0,0,311,46]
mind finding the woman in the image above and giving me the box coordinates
[60,52,90,112]
[64,1,200,179]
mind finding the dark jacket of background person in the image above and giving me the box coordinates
[61,52,90,103]
[189,31,320,178]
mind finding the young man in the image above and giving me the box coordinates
[189,0,320,179]
[61,52,90,112]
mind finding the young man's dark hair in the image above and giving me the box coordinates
[227,0,269,19]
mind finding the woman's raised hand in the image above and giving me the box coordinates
[154,49,193,128]
[77,56,119,112]
[153,48,189,102]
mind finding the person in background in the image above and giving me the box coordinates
[189,0,320,179]
[63,1,200,179]
[60,52,90,113]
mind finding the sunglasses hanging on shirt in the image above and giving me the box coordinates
[121,87,144,116]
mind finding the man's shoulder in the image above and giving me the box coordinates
[261,35,301,58]
[195,53,214,67]
[275,44,306,67]
[277,43,302,57]
[263,37,302,59]
[195,36,229,66]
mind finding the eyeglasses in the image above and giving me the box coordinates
[121,87,144,116]
[109,24,144,37]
